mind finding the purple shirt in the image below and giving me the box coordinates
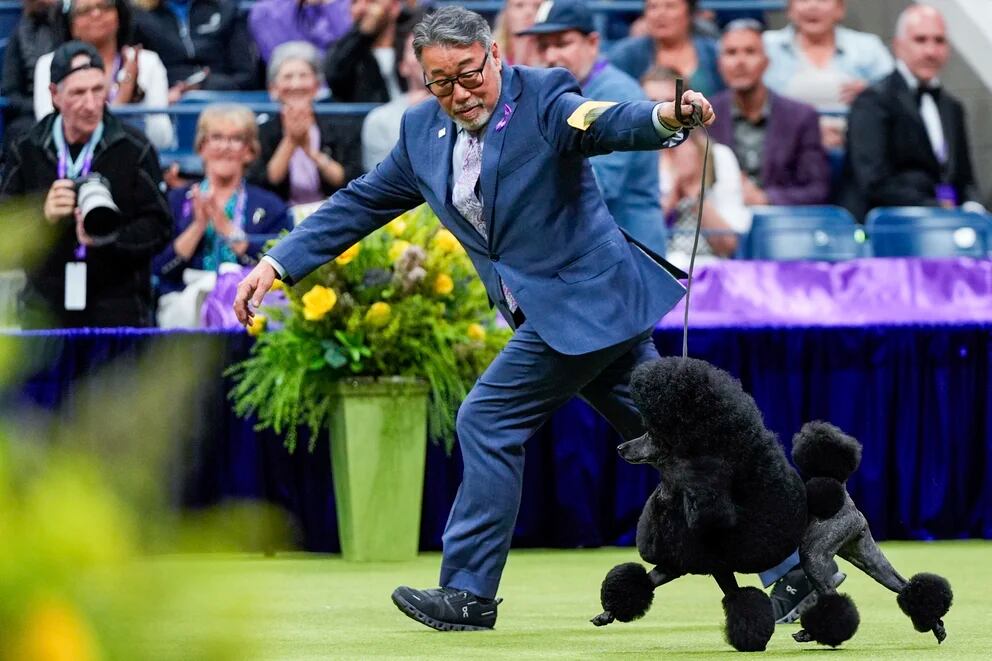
[249,0,352,61]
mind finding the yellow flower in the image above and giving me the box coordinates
[302,285,337,321]
[433,229,460,254]
[365,302,392,328]
[434,273,454,296]
[335,243,361,265]
[9,597,100,661]
[388,240,411,262]
[467,323,486,341]
[269,279,284,291]
[386,218,407,237]
[247,314,267,336]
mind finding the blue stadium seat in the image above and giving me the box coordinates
[866,207,992,258]
[744,205,866,261]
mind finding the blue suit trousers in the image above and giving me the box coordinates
[440,324,658,599]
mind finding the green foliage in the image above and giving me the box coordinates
[226,205,511,453]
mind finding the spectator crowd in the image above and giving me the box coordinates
[0,0,986,328]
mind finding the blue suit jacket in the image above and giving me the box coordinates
[268,65,687,355]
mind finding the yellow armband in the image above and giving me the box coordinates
[566,101,618,131]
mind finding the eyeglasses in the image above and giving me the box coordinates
[206,133,248,147]
[424,52,489,98]
[72,0,115,18]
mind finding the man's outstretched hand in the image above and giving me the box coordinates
[657,89,716,128]
[234,260,279,327]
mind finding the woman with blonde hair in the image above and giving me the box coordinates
[154,104,291,298]
[493,0,542,66]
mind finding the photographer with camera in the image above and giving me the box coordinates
[0,41,172,329]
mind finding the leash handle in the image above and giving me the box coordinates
[674,78,704,128]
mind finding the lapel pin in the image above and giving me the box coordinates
[438,127,447,138]
[495,104,513,132]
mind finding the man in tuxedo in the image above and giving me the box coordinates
[233,6,715,630]
[842,3,983,219]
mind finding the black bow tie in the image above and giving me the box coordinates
[917,84,941,101]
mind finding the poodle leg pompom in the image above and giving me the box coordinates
[594,562,655,626]
[797,592,860,647]
[722,587,774,652]
[897,573,953,642]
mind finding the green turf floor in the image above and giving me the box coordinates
[140,541,992,660]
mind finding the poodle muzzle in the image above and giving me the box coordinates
[618,433,657,464]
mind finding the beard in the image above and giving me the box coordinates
[451,103,494,132]
[448,74,502,132]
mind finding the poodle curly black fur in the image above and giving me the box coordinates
[592,359,954,653]
[591,357,807,652]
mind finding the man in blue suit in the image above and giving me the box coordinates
[233,6,715,631]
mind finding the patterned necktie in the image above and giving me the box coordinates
[451,133,518,312]
[452,135,487,236]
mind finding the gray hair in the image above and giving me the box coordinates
[722,18,765,37]
[412,6,493,60]
[267,41,322,86]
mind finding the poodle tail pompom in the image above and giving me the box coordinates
[799,592,860,647]
[792,421,862,482]
[805,477,848,519]
[722,587,774,652]
[897,573,953,633]
[600,563,655,622]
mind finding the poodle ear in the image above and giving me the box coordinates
[792,422,862,481]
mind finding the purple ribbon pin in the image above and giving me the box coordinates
[495,104,513,132]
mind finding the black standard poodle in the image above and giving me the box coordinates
[789,421,953,648]
[592,358,955,652]
[591,357,808,652]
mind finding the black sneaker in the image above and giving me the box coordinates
[391,586,500,631]
[771,563,846,624]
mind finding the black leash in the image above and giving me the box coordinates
[674,78,710,360]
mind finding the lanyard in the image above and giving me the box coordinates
[581,59,610,90]
[53,115,103,180]
[54,116,104,260]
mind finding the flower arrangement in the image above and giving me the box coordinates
[227,205,512,452]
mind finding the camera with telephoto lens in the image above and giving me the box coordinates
[74,173,121,245]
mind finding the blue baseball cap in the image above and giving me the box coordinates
[517,0,595,36]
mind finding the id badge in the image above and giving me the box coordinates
[65,262,87,310]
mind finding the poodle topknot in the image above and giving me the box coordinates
[630,356,770,458]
